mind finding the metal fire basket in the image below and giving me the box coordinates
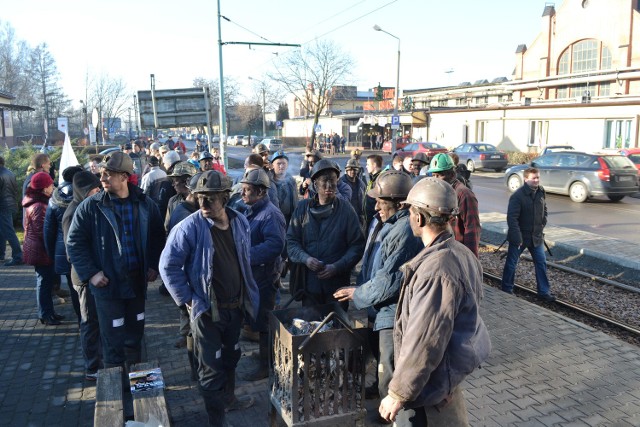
[269,303,368,427]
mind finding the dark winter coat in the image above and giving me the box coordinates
[66,183,165,299]
[506,184,547,247]
[0,165,19,212]
[22,190,52,266]
[44,182,74,274]
[287,197,365,296]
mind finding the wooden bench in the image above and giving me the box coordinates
[94,366,124,427]
[130,362,171,427]
[94,362,171,427]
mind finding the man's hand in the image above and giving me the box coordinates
[305,257,325,272]
[147,268,159,282]
[90,271,109,288]
[379,395,403,423]
[317,263,337,280]
[333,286,355,302]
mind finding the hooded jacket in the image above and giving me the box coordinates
[388,231,491,408]
[62,172,101,287]
[44,182,74,274]
[66,183,165,299]
[287,197,365,296]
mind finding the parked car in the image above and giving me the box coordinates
[451,143,508,172]
[504,151,639,202]
[619,147,640,171]
[540,145,575,155]
[242,135,259,147]
[382,137,415,154]
[227,135,244,146]
[260,138,283,151]
[392,142,448,163]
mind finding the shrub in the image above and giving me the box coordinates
[506,150,538,165]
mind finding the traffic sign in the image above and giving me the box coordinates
[315,124,322,133]
[391,115,400,130]
[83,127,89,136]
[276,121,282,129]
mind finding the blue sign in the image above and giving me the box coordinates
[315,124,322,133]
[391,115,400,126]
[276,120,282,129]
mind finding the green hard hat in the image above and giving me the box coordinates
[428,153,455,173]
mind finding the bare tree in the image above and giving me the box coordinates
[268,39,353,148]
[193,76,240,134]
[235,101,262,136]
[88,74,130,142]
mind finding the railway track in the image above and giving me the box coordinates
[479,243,640,346]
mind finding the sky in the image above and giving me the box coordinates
[1,0,555,112]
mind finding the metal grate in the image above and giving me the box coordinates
[269,303,368,427]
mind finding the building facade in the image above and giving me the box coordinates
[283,0,640,153]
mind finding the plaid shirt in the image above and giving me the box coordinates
[452,179,481,258]
[110,194,140,271]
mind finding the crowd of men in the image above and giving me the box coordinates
[0,133,559,427]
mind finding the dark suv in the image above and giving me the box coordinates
[504,151,639,202]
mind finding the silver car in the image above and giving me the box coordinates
[504,151,639,202]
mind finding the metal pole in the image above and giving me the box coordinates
[217,0,228,170]
[262,87,266,138]
[150,74,158,139]
[373,25,400,153]
[133,94,140,138]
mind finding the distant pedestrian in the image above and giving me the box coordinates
[501,167,556,301]
[22,172,62,326]
[0,156,23,266]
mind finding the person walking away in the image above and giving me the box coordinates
[378,178,491,426]
[287,160,365,307]
[0,156,23,266]
[22,172,63,325]
[333,170,422,424]
[239,169,286,381]
[428,153,481,257]
[159,170,259,426]
[66,152,165,378]
[140,156,166,194]
[62,171,103,380]
[501,167,556,301]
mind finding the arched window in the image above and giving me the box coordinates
[556,40,613,98]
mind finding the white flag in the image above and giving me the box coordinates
[59,132,80,181]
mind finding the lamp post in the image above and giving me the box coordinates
[249,77,267,138]
[373,24,401,153]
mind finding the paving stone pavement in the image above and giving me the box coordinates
[1,246,639,426]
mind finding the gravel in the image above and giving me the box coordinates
[479,245,640,347]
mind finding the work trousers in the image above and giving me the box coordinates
[74,283,102,373]
[394,387,470,427]
[192,308,243,392]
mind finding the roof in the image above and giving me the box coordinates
[0,89,15,100]
[0,103,35,112]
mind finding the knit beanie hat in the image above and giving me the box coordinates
[73,171,101,198]
[30,171,54,190]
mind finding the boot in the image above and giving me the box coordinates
[187,334,197,382]
[242,333,269,381]
[224,370,254,412]
[200,388,227,427]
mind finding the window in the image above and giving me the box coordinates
[604,119,632,149]
[556,39,613,99]
[529,120,549,147]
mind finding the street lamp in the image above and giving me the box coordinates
[373,24,401,153]
[248,76,267,138]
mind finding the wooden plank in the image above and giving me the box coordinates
[131,362,171,427]
[94,366,124,427]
